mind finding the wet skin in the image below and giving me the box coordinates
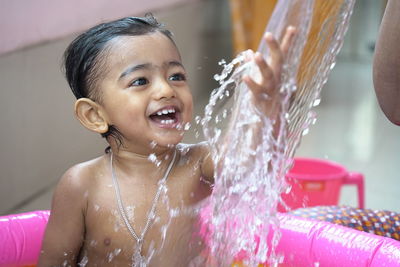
[70,145,212,266]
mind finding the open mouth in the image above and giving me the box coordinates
[149,106,181,128]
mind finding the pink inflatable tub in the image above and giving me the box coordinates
[0,210,49,267]
[1,210,399,266]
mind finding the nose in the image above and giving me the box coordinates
[153,79,176,100]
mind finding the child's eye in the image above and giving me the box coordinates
[169,73,186,82]
[130,77,148,87]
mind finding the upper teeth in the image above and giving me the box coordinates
[156,108,175,116]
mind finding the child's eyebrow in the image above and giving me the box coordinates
[167,60,185,70]
[119,63,151,80]
[118,61,184,81]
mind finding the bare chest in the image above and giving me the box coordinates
[79,170,211,266]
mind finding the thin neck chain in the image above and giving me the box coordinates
[110,150,177,246]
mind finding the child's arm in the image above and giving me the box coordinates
[199,28,296,183]
[373,0,400,125]
[38,167,86,266]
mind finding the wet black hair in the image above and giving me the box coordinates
[63,14,175,151]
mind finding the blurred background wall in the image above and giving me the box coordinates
[0,0,193,55]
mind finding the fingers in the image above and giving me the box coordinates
[254,52,274,84]
[243,74,268,97]
[265,26,297,65]
[281,26,297,55]
[264,32,284,72]
[243,51,276,97]
[264,26,296,72]
[241,26,297,115]
[243,53,275,96]
[242,26,297,96]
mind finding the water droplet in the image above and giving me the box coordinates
[175,123,183,130]
[150,140,157,149]
[148,153,157,162]
[114,248,122,256]
[169,208,180,217]
[218,59,226,66]
[222,109,228,118]
[214,128,221,140]
[148,153,161,167]
[195,116,202,124]
[311,117,317,125]
[215,115,221,123]
[313,98,321,106]
[184,122,191,131]
[107,252,114,262]
[180,145,190,155]
[78,256,88,267]
[285,185,292,194]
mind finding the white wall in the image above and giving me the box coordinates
[0,0,193,55]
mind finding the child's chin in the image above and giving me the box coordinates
[154,135,184,148]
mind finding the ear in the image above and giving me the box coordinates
[74,98,109,134]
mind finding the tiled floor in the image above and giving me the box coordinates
[7,0,400,214]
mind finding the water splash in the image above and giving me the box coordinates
[200,0,355,265]
[78,255,88,267]
[147,153,161,167]
[149,140,158,149]
[184,122,192,131]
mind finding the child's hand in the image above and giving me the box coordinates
[242,26,296,118]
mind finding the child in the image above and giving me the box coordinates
[38,14,295,266]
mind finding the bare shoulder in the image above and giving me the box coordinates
[178,142,213,183]
[39,155,109,265]
[56,155,107,196]
[177,142,209,163]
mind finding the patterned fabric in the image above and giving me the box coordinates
[289,206,400,241]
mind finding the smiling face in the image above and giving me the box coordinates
[97,32,193,154]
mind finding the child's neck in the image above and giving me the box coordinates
[109,144,178,179]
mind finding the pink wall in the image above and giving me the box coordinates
[0,0,192,55]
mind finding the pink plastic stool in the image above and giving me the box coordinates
[280,158,364,211]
